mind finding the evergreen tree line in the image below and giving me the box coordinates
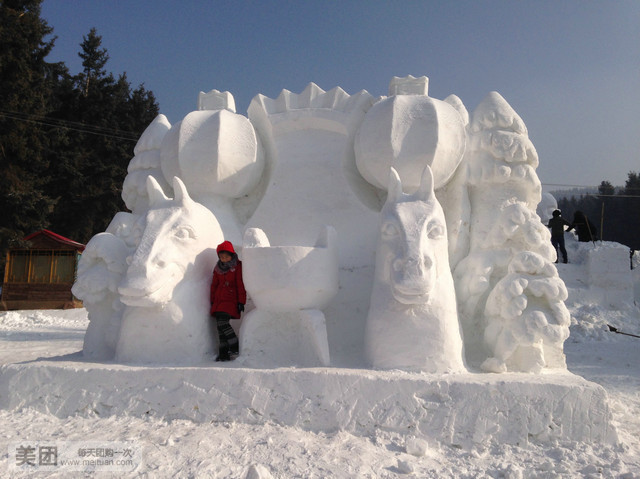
[0,0,159,277]
[556,171,640,250]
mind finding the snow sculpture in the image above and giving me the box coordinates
[355,76,466,193]
[122,114,172,215]
[365,166,466,372]
[354,75,471,273]
[159,91,263,246]
[72,231,129,359]
[198,88,235,112]
[245,82,379,264]
[537,192,558,224]
[482,251,570,373]
[245,83,381,362]
[76,111,172,359]
[239,226,337,367]
[115,176,224,364]
[452,92,570,371]
[75,75,573,374]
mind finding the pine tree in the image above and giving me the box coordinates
[0,0,59,272]
[0,8,160,281]
[598,181,614,197]
[624,172,640,197]
[46,28,159,242]
[620,172,640,249]
[77,27,108,97]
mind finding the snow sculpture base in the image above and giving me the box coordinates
[239,310,330,367]
[0,361,617,448]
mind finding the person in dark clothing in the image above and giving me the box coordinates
[210,241,246,361]
[547,209,570,263]
[567,211,598,243]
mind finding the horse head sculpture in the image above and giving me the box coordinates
[378,166,447,304]
[365,165,466,372]
[115,176,224,364]
[118,176,223,308]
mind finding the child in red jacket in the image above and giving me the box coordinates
[210,241,246,361]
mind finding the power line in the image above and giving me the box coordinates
[584,193,640,198]
[0,109,137,136]
[0,109,140,138]
[543,184,640,198]
[0,109,139,142]
[542,183,599,188]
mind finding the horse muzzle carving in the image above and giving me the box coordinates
[389,255,435,304]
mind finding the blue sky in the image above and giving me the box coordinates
[40,0,639,190]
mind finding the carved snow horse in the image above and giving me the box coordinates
[115,176,224,364]
[365,166,466,373]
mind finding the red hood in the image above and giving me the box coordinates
[216,241,236,255]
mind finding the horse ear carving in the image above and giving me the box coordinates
[172,177,193,206]
[146,175,169,207]
[387,167,404,203]
[415,165,435,202]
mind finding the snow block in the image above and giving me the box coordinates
[0,362,617,449]
[242,226,339,312]
[239,309,331,367]
[587,244,634,307]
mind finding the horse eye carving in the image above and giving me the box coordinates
[175,226,196,240]
[381,222,399,239]
[427,221,445,239]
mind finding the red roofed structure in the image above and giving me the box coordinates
[22,230,86,252]
[1,230,85,310]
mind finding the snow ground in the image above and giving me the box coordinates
[0,303,638,478]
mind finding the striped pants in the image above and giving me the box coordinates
[213,312,239,360]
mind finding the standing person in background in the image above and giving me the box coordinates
[547,209,571,263]
[210,241,246,361]
[568,210,598,243]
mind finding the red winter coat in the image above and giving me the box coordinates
[210,260,246,318]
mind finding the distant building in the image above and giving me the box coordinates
[1,230,85,310]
